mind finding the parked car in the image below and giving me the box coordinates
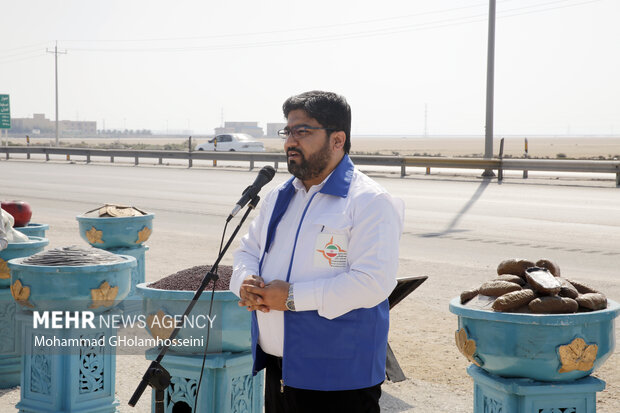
[196,133,265,152]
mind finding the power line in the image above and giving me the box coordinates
[0,52,46,65]
[58,2,493,44]
[61,0,601,54]
[0,47,48,59]
[0,42,48,53]
[0,0,603,61]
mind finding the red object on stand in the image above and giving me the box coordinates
[1,200,33,227]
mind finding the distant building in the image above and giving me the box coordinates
[266,122,286,138]
[10,113,96,134]
[59,120,97,134]
[214,121,263,138]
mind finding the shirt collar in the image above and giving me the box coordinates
[290,154,354,198]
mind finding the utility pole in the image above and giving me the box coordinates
[482,0,496,177]
[47,42,67,146]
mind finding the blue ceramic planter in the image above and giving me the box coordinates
[449,297,620,382]
[0,288,23,388]
[16,309,120,413]
[76,214,154,249]
[14,223,49,238]
[146,349,264,413]
[8,256,136,313]
[137,283,251,354]
[0,236,49,289]
[468,365,605,413]
[108,245,148,315]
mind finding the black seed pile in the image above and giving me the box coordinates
[149,265,233,291]
[23,245,126,266]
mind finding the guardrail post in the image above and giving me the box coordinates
[66,154,70,161]
[616,172,619,188]
[188,137,193,168]
[401,164,406,178]
[135,156,139,166]
[110,156,114,163]
[498,138,504,182]
[274,161,278,170]
[523,138,529,179]
[45,152,49,161]
[86,153,91,164]
[250,159,254,171]
[426,167,431,175]
[159,157,162,165]
[27,148,30,160]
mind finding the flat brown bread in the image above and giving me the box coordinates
[464,294,496,310]
[497,259,536,278]
[576,293,607,311]
[496,274,525,286]
[492,289,537,312]
[460,288,479,304]
[479,280,522,297]
[558,278,579,299]
[525,267,561,295]
[566,279,600,295]
[535,259,561,277]
[528,296,578,314]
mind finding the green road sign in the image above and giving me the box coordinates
[0,94,10,129]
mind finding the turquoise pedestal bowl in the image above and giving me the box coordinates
[449,297,620,382]
[137,283,251,354]
[0,236,49,288]
[76,214,154,249]
[8,255,136,313]
[146,349,264,413]
[14,223,49,238]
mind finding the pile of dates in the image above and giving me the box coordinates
[461,259,607,313]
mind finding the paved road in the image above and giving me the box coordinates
[1,160,619,412]
[2,160,618,286]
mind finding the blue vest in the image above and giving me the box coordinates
[251,155,390,391]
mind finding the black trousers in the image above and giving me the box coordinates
[264,354,382,413]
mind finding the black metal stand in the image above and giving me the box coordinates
[385,275,428,383]
[146,365,171,413]
[128,196,260,408]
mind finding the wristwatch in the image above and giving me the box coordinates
[285,284,296,312]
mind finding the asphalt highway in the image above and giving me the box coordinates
[1,160,618,287]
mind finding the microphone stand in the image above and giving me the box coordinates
[128,195,261,410]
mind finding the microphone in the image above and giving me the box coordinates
[227,165,275,221]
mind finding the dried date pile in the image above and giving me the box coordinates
[460,259,607,314]
[149,265,233,291]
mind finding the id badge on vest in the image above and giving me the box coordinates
[314,233,348,268]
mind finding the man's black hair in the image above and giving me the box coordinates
[282,91,351,154]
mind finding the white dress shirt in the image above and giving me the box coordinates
[231,167,404,357]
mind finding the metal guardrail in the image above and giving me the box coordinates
[2,146,619,186]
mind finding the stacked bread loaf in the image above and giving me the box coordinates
[460,259,607,313]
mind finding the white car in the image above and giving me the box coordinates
[196,133,265,152]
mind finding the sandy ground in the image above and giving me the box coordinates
[2,251,619,412]
[4,135,620,159]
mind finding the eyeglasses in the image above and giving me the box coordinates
[278,125,334,139]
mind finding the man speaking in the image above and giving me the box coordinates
[230,91,404,413]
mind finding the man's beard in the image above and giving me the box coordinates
[287,138,331,182]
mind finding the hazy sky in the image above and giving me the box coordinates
[1,0,618,136]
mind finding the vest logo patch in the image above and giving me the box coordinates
[314,234,347,268]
